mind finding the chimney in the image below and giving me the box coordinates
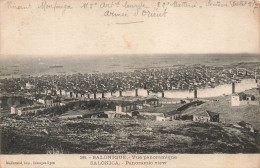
[119,90,122,97]
[102,92,105,98]
[162,91,164,98]
[135,89,138,97]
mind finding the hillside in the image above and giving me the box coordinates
[182,95,260,130]
[1,117,259,154]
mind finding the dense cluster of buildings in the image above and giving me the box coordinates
[1,63,259,117]
[1,64,259,97]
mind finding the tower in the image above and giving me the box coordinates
[194,89,197,99]
[232,82,235,94]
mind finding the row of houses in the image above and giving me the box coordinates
[11,105,46,116]
[11,95,61,116]
[156,110,219,123]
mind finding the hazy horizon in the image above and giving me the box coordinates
[0,54,259,79]
[1,53,259,60]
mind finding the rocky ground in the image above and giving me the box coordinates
[1,116,259,154]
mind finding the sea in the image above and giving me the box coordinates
[0,54,259,78]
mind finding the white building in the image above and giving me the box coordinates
[231,94,241,106]
[156,115,166,121]
[11,106,18,114]
[25,83,35,89]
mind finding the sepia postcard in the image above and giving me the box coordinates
[0,0,259,167]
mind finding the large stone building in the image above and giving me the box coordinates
[116,103,136,113]
[38,95,60,107]
[11,105,45,116]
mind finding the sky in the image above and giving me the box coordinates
[0,0,259,59]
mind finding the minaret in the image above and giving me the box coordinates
[94,92,96,99]
[255,70,258,83]
[232,82,235,94]
[194,89,197,99]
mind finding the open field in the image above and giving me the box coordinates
[137,104,182,113]
[1,116,259,154]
